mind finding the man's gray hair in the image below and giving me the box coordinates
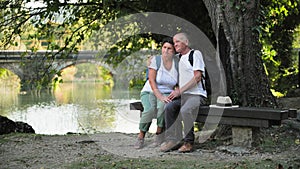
[174,32,192,48]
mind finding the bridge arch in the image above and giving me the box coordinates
[0,63,24,82]
[0,66,21,87]
[0,50,119,90]
[53,59,116,81]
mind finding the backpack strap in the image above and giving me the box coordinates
[173,56,179,87]
[179,49,194,66]
[188,50,194,66]
[146,55,161,80]
[173,56,179,72]
[188,50,206,91]
[155,55,161,70]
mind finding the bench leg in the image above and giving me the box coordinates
[232,126,253,148]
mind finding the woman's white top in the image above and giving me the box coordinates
[141,56,178,93]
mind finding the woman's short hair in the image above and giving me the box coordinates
[162,37,174,46]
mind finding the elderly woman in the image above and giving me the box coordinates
[134,37,179,149]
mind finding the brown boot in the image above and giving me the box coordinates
[160,140,180,152]
[178,142,193,153]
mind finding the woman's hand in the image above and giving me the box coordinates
[159,95,172,103]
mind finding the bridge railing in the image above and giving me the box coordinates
[0,50,101,62]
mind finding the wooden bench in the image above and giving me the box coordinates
[130,101,297,147]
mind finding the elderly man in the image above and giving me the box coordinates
[160,32,207,153]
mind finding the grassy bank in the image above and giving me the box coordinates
[66,154,286,169]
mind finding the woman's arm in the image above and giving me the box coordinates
[148,68,172,103]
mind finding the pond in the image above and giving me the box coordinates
[0,82,157,135]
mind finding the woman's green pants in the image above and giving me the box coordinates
[139,91,168,133]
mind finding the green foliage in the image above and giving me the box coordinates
[294,25,300,48]
[0,0,142,90]
[129,76,145,90]
[0,68,20,88]
[0,0,213,90]
[104,35,157,67]
[97,66,113,85]
[0,68,7,77]
[260,0,300,96]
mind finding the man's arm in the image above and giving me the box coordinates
[168,70,203,100]
[179,70,202,94]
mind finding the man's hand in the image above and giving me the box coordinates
[160,95,173,103]
[167,88,180,101]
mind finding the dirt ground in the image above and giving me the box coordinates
[0,118,300,169]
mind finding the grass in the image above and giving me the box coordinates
[258,125,299,153]
[65,155,287,169]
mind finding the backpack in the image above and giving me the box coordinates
[146,55,179,80]
[184,50,211,96]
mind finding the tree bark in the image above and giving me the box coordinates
[203,0,277,107]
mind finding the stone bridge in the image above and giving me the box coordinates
[0,50,148,91]
[0,50,117,90]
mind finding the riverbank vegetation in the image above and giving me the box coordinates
[0,68,20,89]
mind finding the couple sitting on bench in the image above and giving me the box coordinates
[134,33,208,153]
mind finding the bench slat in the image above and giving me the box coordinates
[130,102,289,120]
[199,106,289,121]
[196,115,270,127]
[129,102,290,128]
[130,102,144,111]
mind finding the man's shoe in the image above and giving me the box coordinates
[134,138,144,149]
[160,141,179,152]
[178,142,193,153]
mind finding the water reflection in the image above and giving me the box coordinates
[0,82,149,135]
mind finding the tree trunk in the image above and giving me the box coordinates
[203,0,277,107]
